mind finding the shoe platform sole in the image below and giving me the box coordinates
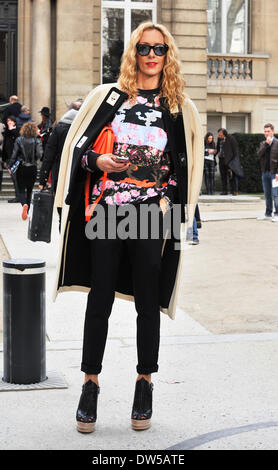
[76,421,95,433]
[131,419,151,431]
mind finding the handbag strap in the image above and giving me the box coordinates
[85,126,114,222]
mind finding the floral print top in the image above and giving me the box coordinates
[82,88,177,206]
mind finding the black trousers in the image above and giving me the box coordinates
[11,172,20,200]
[16,165,37,207]
[204,159,215,194]
[81,198,164,375]
[219,159,230,193]
[231,173,239,193]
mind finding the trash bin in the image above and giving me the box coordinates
[2,259,46,384]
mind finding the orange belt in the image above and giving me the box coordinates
[85,126,114,222]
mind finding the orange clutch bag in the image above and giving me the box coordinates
[84,126,114,221]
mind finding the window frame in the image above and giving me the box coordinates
[101,0,157,83]
[207,0,249,55]
[207,113,250,134]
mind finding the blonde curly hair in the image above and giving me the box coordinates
[118,22,186,114]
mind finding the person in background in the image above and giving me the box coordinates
[257,123,278,222]
[38,107,53,159]
[216,128,239,195]
[204,132,216,195]
[39,100,82,230]
[16,105,33,131]
[3,95,22,126]
[7,121,42,220]
[188,205,201,245]
[2,116,20,202]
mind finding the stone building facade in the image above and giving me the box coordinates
[207,0,278,135]
[1,0,278,135]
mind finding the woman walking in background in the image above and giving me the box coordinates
[8,121,42,220]
[204,132,217,195]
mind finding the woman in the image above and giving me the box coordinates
[2,116,19,164]
[204,132,216,195]
[2,116,20,201]
[38,106,53,159]
[8,121,42,220]
[53,22,204,433]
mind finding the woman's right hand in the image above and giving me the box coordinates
[96,154,130,173]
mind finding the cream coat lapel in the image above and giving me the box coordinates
[182,96,204,228]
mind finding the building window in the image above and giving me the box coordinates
[0,0,18,100]
[102,0,157,83]
[207,0,249,54]
[207,114,249,137]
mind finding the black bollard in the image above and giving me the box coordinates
[2,259,46,384]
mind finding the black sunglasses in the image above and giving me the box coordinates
[136,43,169,57]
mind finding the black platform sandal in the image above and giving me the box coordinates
[76,380,100,433]
[131,377,153,430]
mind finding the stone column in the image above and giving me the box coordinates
[31,0,51,123]
[18,0,33,107]
[171,0,207,130]
[56,0,94,119]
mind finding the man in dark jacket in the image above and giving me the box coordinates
[257,123,278,221]
[16,105,33,130]
[3,95,22,126]
[216,128,239,195]
[39,100,82,229]
[2,116,20,202]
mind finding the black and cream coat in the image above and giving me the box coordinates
[53,83,204,319]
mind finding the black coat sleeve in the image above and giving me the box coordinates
[81,149,101,172]
[39,128,58,185]
[231,135,239,158]
[162,151,178,203]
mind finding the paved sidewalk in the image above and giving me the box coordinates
[1,197,278,450]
